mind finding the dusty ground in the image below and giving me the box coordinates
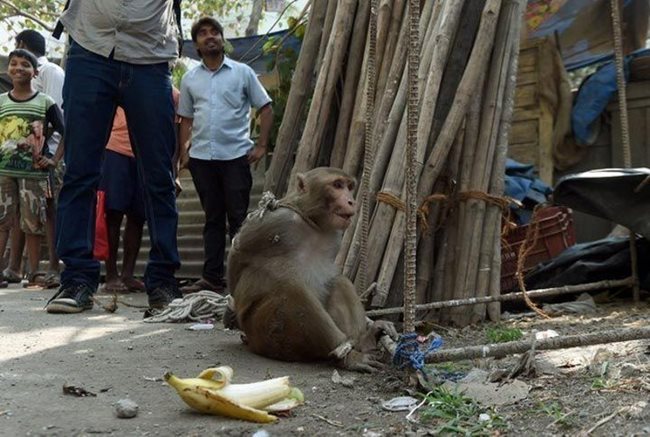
[1,284,650,436]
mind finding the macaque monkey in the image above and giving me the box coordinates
[225,167,395,372]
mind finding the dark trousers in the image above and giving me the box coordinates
[56,41,179,292]
[188,156,252,284]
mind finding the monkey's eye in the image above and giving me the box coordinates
[333,180,344,190]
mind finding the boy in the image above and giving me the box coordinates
[0,49,64,286]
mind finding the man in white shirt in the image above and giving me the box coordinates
[4,30,65,289]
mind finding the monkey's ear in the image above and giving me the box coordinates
[297,173,307,193]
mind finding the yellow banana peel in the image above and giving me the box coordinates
[164,366,304,423]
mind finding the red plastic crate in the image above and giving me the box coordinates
[500,206,576,292]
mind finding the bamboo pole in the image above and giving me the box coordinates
[366,277,635,316]
[351,0,466,296]
[316,0,339,74]
[484,0,525,321]
[373,0,502,307]
[375,0,407,102]
[264,0,329,196]
[340,0,438,277]
[288,0,359,190]
[452,0,518,326]
[329,0,370,168]
[426,326,650,363]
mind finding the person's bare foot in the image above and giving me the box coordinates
[121,276,145,293]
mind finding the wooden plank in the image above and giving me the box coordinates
[507,143,538,166]
[514,83,538,108]
[509,119,538,144]
[516,71,538,86]
[512,108,540,122]
[538,100,554,184]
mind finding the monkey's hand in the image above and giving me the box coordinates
[341,350,385,373]
[368,320,399,341]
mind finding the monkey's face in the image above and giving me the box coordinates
[325,177,356,230]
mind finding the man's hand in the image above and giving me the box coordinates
[247,144,267,166]
[179,150,190,170]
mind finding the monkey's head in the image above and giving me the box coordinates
[295,167,356,232]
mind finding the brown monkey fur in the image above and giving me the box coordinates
[226,167,393,372]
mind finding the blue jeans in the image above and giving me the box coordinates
[56,41,179,292]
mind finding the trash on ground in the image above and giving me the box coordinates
[62,384,96,397]
[381,396,419,412]
[186,323,215,331]
[331,370,355,388]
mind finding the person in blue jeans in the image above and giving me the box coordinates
[46,0,181,315]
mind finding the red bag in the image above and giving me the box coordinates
[93,190,109,261]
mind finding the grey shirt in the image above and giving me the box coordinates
[60,0,178,64]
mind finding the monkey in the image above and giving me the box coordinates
[225,167,395,372]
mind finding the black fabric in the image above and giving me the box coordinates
[188,156,252,284]
[553,168,650,239]
[52,0,71,40]
[173,0,183,56]
[525,237,650,290]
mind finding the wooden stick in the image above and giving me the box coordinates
[373,0,502,306]
[329,0,370,168]
[366,277,635,316]
[367,0,467,305]
[264,0,329,196]
[288,0,359,191]
[484,0,525,321]
[425,325,650,363]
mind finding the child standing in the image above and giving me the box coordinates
[0,49,64,286]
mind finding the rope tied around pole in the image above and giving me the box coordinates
[376,190,520,233]
[393,333,443,373]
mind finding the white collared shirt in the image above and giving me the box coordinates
[34,56,64,155]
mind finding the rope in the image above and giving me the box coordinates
[514,205,550,319]
[358,0,378,294]
[393,333,443,372]
[609,0,640,303]
[403,0,421,334]
[143,291,230,323]
[376,190,518,233]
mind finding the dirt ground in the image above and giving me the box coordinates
[1,284,650,436]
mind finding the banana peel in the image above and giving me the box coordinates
[164,366,304,423]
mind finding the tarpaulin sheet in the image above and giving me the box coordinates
[183,29,302,74]
[527,0,649,70]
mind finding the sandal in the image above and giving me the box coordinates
[2,268,22,284]
[24,271,48,289]
[43,272,61,289]
[180,278,225,295]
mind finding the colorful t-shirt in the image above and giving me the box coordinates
[0,91,64,178]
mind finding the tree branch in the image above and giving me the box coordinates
[0,0,55,31]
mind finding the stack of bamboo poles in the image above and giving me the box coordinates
[265,0,526,327]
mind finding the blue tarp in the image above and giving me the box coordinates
[529,0,648,70]
[183,29,302,74]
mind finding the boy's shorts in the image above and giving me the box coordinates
[0,176,48,235]
[99,149,145,220]
[48,160,65,204]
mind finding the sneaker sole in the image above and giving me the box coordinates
[46,301,93,314]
